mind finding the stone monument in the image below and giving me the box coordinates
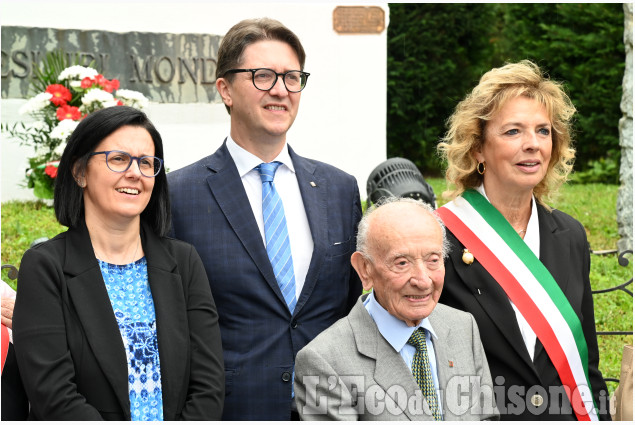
[617,3,633,252]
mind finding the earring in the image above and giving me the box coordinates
[76,179,86,188]
[477,162,486,175]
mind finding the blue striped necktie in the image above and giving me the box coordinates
[408,328,442,420]
[257,162,297,313]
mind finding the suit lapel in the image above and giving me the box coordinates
[64,223,131,418]
[533,204,571,360]
[64,222,191,420]
[537,205,571,296]
[429,307,486,420]
[142,222,188,420]
[447,240,537,373]
[348,298,431,420]
[204,142,285,307]
[288,146,328,316]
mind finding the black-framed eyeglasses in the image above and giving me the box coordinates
[88,150,163,177]
[224,68,310,92]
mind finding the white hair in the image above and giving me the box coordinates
[356,197,450,261]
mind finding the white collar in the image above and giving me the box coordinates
[226,135,295,177]
[364,291,438,353]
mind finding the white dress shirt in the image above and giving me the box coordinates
[364,291,443,417]
[477,184,539,360]
[226,136,314,299]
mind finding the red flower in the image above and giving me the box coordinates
[56,104,82,121]
[45,84,72,106]
[103,81,114,93]
[116,99,124,106]
[104,78,120,93]
[94,74,108,87]
[81,77,94,89]
[44,164,58,179]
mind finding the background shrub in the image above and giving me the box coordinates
[387,3,625,183]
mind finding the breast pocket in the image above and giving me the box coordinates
[327,236,353,258]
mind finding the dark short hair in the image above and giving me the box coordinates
[54,106,171,236]
[216,17,306,113]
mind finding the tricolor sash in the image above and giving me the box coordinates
[437,189,598,421]
[1,324,9,374]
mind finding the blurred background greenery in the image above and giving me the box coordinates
[387,3,625,184]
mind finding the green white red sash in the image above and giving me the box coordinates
[437,189,598,421]
[1,324,8,373]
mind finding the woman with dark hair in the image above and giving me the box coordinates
[12,106,224,420]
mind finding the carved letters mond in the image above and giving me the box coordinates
[1,26,222,104]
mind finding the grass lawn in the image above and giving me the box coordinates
[1,180,633,395]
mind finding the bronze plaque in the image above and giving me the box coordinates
[333,6,385,34]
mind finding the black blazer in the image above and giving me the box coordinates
[439,203,611,420]
[13,220,224,420]
[168,142,362,420]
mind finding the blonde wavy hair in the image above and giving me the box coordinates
[437,60,576,208]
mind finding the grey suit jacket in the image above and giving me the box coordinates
[294,295,499,420]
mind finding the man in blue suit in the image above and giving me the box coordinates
[168,18,362,420]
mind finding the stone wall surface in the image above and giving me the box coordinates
[618,2,633,252]
[1,26,222,103]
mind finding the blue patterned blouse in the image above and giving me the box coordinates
[99,257,164,421]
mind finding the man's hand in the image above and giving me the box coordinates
[1,297,15,329]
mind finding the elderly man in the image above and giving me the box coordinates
[294,198,498,420]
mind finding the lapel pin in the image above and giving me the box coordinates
[462,248,474,265]
[448,360,454,368]
[309,181,317,187]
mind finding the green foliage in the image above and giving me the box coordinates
[387,4,495,175]
[569,155,620,185]
[490,3,625,174]
[31,50,73,94]
[551,182,621,249]
[387,3,625,180]
[1,201,67,289]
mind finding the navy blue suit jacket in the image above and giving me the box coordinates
[168,141,362,420]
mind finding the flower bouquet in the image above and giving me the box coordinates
[2,51,149,199]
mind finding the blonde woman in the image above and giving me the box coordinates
[437,60,609,420]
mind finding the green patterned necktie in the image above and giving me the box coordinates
[408,328,442,420]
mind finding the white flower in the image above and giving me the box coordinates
[58,65,98,81]
[81,88,116,108]
[53,140,68,156]
[116,89,149,109]
[18,92,53,115]
[50,119,79,141]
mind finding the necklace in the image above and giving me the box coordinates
[94,234,140,265]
